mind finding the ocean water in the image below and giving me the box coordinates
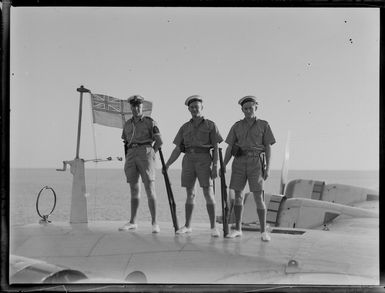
[9,168,379,226]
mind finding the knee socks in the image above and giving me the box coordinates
[257,208,266,232]
[206,204,216,229]
[185,203,194,228]
[234,205,243,231]
[148,198,157,225]
[130,198,139,223]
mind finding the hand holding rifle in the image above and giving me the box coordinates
[219,145,234,177]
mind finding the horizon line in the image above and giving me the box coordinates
[9,167,380,172]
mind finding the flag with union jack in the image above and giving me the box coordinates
[90,93,153,129]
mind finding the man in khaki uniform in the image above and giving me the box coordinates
[119,95,163,233]
[164,95,223,237]
[223,96,276,241]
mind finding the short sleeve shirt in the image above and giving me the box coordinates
[225,118,276,151]
[121,115,160,144]
[173,117,223,148]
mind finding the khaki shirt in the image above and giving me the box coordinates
[225,118,276,151]
[173,117,223,148]
[121,115,161,144]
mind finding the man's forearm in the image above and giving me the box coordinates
[223,145,233,167]
[165,146,182,168]
[153,136,163,152]
[265,145,271,171]
[212,144,219,166]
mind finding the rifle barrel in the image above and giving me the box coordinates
[158,149,179,232]
[218,148,229,237]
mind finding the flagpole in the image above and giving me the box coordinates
[75,86,90,159]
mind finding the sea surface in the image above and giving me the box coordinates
[9,168,379,226]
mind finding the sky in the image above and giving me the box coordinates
[10,7,379,170]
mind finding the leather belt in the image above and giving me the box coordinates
[185,146,210,154]
[127,143,152,149]
[240,150,261,157]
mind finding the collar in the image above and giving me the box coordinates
[190,116,205,123]
[131,115,144,123]
[243,116,258,126]
[243,116,257,122]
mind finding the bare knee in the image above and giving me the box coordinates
[186,187,196,204]
[202,187,215,205]
[253,191,266,209]
[234,190,244,206]
[130,183,140,199]
[144,181,156,201]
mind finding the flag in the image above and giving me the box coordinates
[90,93,153,129]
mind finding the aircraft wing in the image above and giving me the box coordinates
[10,219,379,285]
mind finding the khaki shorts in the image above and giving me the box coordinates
[181,153,212,188]
[124,145,155,184]
[230,156,263,192]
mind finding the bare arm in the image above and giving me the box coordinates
[212,144,219,166]
[265,144,271,171]
[223,145,233,169]
[165,146,182,169]
[264,144,272,180]
[153,134,163,153]
[210,143,219,179]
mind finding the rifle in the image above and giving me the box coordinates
[158,148,179,232]
[218,148,229,237]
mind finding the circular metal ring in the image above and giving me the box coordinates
[36,186,57,220]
